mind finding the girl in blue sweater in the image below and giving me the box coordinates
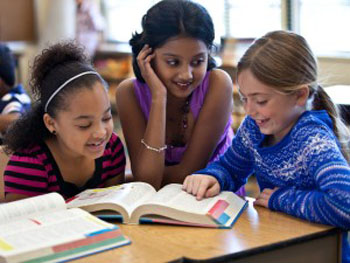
[182,30,350,261]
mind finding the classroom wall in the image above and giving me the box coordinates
[36,0,75,47]
[235,42,350,87]
[318,57,350,86]
[12,0,75,91]
[11,0,350,91]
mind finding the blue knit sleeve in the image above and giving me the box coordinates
[269,128,350,229]
[195,118,255,192]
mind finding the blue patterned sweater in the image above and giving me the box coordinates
[197,110,350,262]
[197,110,350,229]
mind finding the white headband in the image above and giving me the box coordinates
[44,71,100,112]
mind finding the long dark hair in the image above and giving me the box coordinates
[3,42,104,153]
[130,0,217,83]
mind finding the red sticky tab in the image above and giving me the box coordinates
[207,200,229,219]
[65,195,78,203]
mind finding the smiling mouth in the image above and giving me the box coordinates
[87,140,104,147]
[255,119,268,125]
[175,81,193,88]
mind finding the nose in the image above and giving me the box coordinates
[92,122,107,139]
[243,100,255,116]
[178,64,193,82]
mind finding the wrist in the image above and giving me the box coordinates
[151,91,167,105]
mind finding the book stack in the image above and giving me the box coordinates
[0,193,130,263]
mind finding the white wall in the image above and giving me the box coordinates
[36,0,75,48]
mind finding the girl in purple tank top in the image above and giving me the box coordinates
[116,0,244,196]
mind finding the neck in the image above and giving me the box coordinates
[167,94,188,108]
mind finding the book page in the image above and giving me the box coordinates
[67,182,156,217]
[144,184,218,214]
[0,193,66,224]
[0,208,116,257]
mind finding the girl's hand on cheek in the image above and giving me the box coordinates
[254,187,279,208]
[137,45,167,97]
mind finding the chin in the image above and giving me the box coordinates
[92,151,105,159]
[259,129,273,136]
[177,90,194,99]
[83,150,104,160]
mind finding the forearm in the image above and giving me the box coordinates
[196,145,252,192]
[133,154,165,189]
[269,186,350,229]
[269,155,350,227]
[132,95,167,189]
[196,161,237,192]
[162,164,197,186]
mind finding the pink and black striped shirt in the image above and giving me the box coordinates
[4,132,126,199]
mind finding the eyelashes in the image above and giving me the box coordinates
[77,116,113,130]
[166,58,205,67]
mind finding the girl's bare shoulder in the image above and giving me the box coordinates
[207,68,233,92]
[116,77,135,95]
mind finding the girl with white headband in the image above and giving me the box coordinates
[2,42,126,202]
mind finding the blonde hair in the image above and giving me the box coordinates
[237,30,350,161]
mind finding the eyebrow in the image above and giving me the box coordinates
[240,92,268,97]
[162,52,207,58]
[73,107,111,120]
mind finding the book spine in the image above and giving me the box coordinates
[20,227,131,263]
[53,228,121,253]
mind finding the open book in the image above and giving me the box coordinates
[0,193,130,263]
[67,183,247,228]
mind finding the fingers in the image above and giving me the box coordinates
[196,180,209,201]
[205,183,220,198]
[258,190,271,200]
[136,45,166,95]
[137,44,152,60]
[253,198,268,208]
[182,174,201,196]
[137,44,154,71]
[182,176,190,191]
[253,188,278,208]
[182,175,219,201]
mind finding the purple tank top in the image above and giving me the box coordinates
[133,71,234,164]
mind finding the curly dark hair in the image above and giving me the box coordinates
[130,0,217,83]
[3,41,104,153]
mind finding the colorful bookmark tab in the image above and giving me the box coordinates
[207,200,230,225]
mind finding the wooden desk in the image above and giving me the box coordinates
[73,199,341,263]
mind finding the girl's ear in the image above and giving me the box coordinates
[296,85,309,106]
[43,113,57,134]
